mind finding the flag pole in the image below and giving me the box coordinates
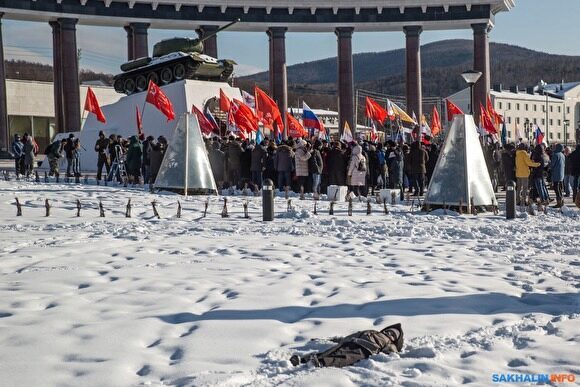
[184,113,189,197]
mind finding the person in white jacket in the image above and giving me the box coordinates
[347,144,367,197]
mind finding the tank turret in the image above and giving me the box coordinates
[113,19,239,95]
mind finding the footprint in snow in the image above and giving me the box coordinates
[508,359,528,368]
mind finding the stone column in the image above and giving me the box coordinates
[336,27,354,136]
[473,23,491,123]
[0,13,9,156]
[404,26,422,123]
[59,18,80,132]
[50,21,64,133]
[268,27,288,138]
[124,25,135,60]
[131,22,149,59]
[197,25,219,58]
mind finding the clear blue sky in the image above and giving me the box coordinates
[2,0,579,76]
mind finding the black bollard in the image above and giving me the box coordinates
[506,181,516,219]
[177,201,182,219]
[45,199,51,217]
[15,197,22,216]
[329,201,334,216]
[243,201,249,219]
[76,199,81,217]
[410,199,415,213]
[35,171,40,183]
[99,200,105,218]
[125,199,132,218]
[313,200,317,215]
[262,179,274,221]
[44,171,48,183]
[152,201,160,219]
[221,198,229,218]
[347,197,353,216]
[383,198,389,214]
[366,200,372,215]
[203,199,209,218]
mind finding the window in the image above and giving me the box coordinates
[550,106,553,113]
[567,106,570,114]
[508,102,511,110]
[550,119,553,126]
[533,118,537,124]
[525,104,529,111]
[498,102,503,110]
[542,105,546,112]
[549,133,553,139]
[507,117,512,124]
[534,105,537,112]
[508,131,512,138]
[558,106,561,113]
[566,133,570,139]
[557,133,561,139]
[558,119,561,126]
[516,103,520,110]
[541,119,545,125]
[516,117,520,124]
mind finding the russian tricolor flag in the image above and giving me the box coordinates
[302,102,323,130]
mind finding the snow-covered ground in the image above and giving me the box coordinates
[0,179,578,386]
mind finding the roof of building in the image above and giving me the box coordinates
[538,81,580,99]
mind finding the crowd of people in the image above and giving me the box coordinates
[9,129,580,207]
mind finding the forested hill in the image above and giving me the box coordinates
[241,39,580,99]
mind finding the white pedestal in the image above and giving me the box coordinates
[327,185,348,201]
[380,189,401,204]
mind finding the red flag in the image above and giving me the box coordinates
[219,88,231,113]
[192,105,218,136]
[136,106,143,134]
[286,112,306,138]
[486,95,502,125]
[430,105,442,137]
[145,80,175,121]
[84,87,106,123]
[254,86,283,132]
[480,103,497,134]
[231,99,259,135]
[446,99,463,121]
[365,97,388,123]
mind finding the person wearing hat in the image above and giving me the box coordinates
[11,134,24,178]
[64,133,76,177]
[94,131,110,182]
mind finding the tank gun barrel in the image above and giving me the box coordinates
[199,19,240,43]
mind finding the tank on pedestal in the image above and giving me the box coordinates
[113,19,239,95]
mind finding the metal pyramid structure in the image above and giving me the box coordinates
[424,114,496,211]
[154,113,217,195]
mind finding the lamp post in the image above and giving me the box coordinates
[461,70,482,115]
[563,119,570,146]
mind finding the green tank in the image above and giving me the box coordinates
[113,19,239,95]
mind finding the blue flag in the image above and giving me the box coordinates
[255,129,263,145]
[501,122,507,146]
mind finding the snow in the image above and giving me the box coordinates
[0,179,579,386]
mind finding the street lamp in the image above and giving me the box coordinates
[461,70,482,115]
[563,119,570,145]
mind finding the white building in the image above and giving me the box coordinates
[6,79,121,150]
[447,81,580,145]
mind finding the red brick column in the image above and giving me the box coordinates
[473,23,491,123]
[336,27,354,136]
[268,27,288,138]
[404,26,422,123]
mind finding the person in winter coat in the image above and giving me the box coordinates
[64,133,75,177]
[94,131,110,182]
[275,141,295,192]
[240,140,252,180]
[225,137,243,188]
[263,142,278,187]
[347,144,367,197]
[549,144,565,207]
[531,144,550,204]
[569,144,580,202]
[250,141,267,187]
[408,141,429,196]
[326,142,347,186]
[388,144,405,200]
[125,135,142,185]
[376,143,388,189]
[148,142,164,187]
[47,139,65,178]
[208,141,225,188]
[11,134,24,178]
[501,144,516,190]
[23,136,35,178]
[402,144,412,192]
[426,144,439,185]
[294,139,312,197]
[515,143,540,205]
[563,146,573,197]
[309,141,324,197]
[366,144,379,195]
[71,139,81,177]
[290,323,403,368]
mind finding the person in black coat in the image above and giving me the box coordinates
[501,144,516,190]
[326,142,347,186]
[569,144,580,202]
[209,141,226,188]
